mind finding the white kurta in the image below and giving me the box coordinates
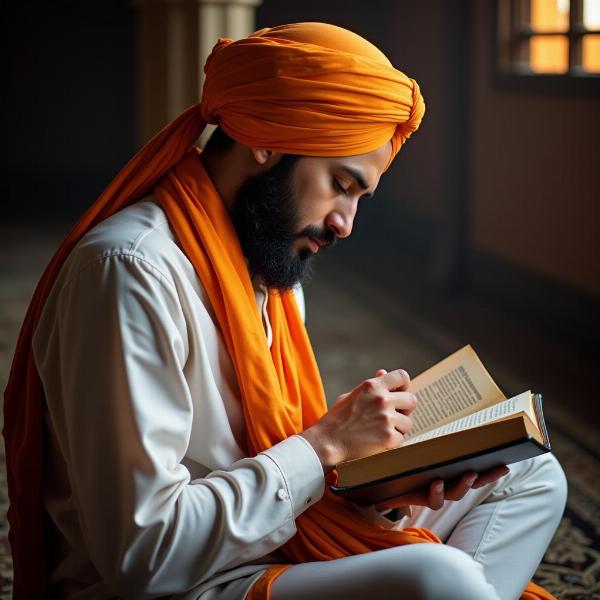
[32,197,327,599]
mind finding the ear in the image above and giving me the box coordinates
[250,146,277,166]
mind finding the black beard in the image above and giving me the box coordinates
[230,155,335,292]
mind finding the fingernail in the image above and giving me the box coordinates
[466,475,477,487]
[434,481,444,493]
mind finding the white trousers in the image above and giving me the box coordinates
[270,453,567,600]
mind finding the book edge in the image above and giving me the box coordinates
[335,413,546,488]
[331,435,549,493]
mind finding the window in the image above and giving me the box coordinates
[498,0,600,76]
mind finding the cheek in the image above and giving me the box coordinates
[294,199,325,234]
[292,162,336,230]
[295,183,333,225]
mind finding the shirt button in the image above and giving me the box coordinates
[305,497,312,505]
[277,488,289,501]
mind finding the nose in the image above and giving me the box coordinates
[325,199,358,239]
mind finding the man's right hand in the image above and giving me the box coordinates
[300,368,417,472]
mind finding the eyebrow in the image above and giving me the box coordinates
[340,165,374,198]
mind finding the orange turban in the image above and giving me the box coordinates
[200,22,425,166]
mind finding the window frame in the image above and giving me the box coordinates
[495,0,600,94]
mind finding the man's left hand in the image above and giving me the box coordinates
[374,465,510,511]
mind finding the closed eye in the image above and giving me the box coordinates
[332,178,348,195]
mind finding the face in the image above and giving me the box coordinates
[230,141,392,291]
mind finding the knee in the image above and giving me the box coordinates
[409,545,499,600]
[548,454,568,508]
[530,453,568,518]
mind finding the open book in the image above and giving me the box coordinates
[329,345,551,506]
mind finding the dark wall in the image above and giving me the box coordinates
[470,2,600,297]
[464,2,600,354]
[2,0,136,221]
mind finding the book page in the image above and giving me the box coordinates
[404,390,533,445]
[408,345,506,435]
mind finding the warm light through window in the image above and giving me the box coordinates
[582,34,600,72]
[499,0,600,77]
[530,35,569,72]
[583,0,600,28]
[531,0,570,32]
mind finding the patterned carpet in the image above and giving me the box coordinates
[0,228,599,598]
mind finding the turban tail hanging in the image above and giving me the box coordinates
[2,22,552,600]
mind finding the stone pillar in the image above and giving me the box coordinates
[133,0,262,147]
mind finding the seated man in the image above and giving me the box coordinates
[4,22,566,600]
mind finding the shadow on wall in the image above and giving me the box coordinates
[2,1,137,222]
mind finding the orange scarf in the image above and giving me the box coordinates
[3,22,554,599]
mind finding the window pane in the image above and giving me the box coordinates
[530,0,570,32]
[530,35,569,72]
[582,34,600,71]
[583,0,600,29]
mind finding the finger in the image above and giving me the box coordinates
[375,369,388,377]
[444,472,478,501]
[428,480,445,510]
[380,369,411,392]
[391,412,413,436]
[331,391,350,406]
[472,465,510,489]
[387,391,418,414]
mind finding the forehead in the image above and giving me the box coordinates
[297,141,392,188]
[338,141,393,174]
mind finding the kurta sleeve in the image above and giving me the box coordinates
[33,252,325,598]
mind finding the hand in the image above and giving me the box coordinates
[301,368,417,472]
[374,465,511,511]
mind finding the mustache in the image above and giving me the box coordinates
[300,226,337,249]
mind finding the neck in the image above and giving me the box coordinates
[199,144,248,213]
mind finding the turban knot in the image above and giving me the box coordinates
[390,77,425,158]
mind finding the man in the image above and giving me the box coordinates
[4,22,566,600]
